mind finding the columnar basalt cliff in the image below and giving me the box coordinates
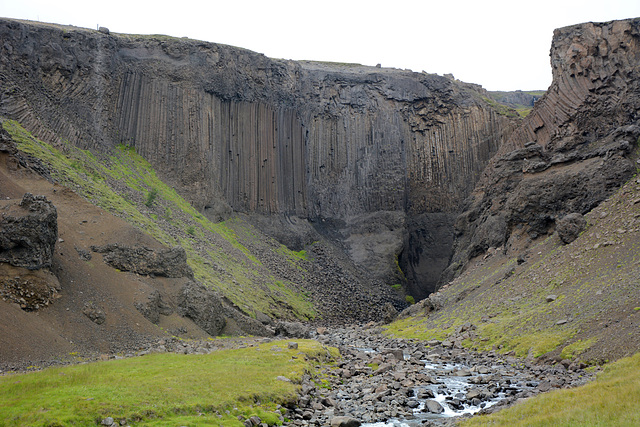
[444,18,640,281]
[0,18,517,298]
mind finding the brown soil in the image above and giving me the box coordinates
[0,151,210,371]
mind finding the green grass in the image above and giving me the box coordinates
[462,352,640,426]
[0,340,338,426]
[3,120,315,321]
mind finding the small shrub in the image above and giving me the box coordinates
[145,188,158,207]
[405,295,415,305]
[186,225,195,235]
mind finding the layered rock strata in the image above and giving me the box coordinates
[445,18,640,281]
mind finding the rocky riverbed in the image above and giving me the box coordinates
[1,322,596,427]
[285,324,594,426]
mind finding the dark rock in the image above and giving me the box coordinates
[0,193,57,269]
[556,213,587,244]
[330,416,361,427]
[82,302,106,325]
[444,19,640,281]
[275,321,310,338]
[92,244,192,278]
[134,290,173,324]
[177,281,226,336]
[424,399,444,414]
[98,26,110,35]
[74,245,92,261]
[0,126,17,154]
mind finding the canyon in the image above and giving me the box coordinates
[0,16,639,366]
[0,18,518,299]
[1,14,640,427]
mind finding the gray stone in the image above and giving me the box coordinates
[330,416,361,427]
[91,244,193,278]
[424,399,444,414]
[82,303,106,325]
[101,417,114,426]
[177,281,226,336]
[556,213,587,244]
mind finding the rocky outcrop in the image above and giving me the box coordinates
[0,193,58,269]
[178,281,226,336]
[0,18,516,297]
[91,244,193,278]
[556,213,587,244]
[445,18,640,282]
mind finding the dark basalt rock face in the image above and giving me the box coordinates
[2,18,638,301]
[444,18,640,282]
[0,193,58,270]
[91,244,193,278]
[0,18,516,298]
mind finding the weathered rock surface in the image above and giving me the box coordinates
[134,289,173,324]
[0,18,516,297]
[0,193,58,269]
[91,244,192,278]
[177,281,226,336]
[445,18,640,282]
[556,212,587,244]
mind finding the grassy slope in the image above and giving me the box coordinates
[386,174,640,362]
[386,174,640,425]
[462,352,640,426]
[488,91,546,117]
[0,340,338,426]
[3,120,315,321]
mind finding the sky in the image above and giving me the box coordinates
[2,0,640,91]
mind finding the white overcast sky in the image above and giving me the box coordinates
[2,0,639,91]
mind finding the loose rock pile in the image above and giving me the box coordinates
[283,325,593,426]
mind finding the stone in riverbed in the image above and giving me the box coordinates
[424,399,444,414]
[330,416,361,427]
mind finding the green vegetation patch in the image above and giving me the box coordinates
[0,340,337,426]
[462,352,640,426]
[560,338,598,360]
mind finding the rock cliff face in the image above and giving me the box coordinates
[445,18,640,281]
[0,18,516,298]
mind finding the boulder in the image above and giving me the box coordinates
[330,416,361,427]
[0,193,57,269]
[178,281,226,336]
[556,213,587,244]
[91,244,193,278]
[424,399,444,414]
[82,302,106,325]
[134,290,173,324]
[275,321,310,338]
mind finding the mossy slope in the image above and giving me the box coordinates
[3,120,314,321]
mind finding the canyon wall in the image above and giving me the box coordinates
[444,18,640,282]
[0,18,517,298]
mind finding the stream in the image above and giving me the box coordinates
[285,325,592,426]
